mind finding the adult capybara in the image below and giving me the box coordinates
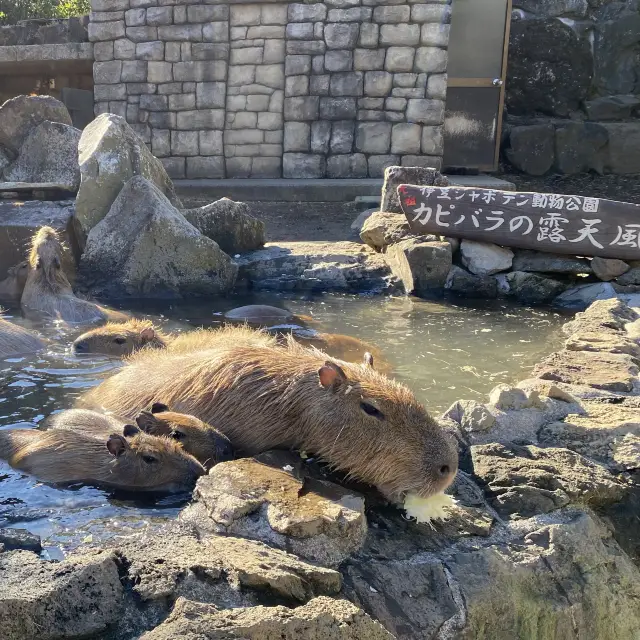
[81,330,458,503]
[0,315,45,359]
[73,319,169,356]
[0,262,28,302]
[21,227,127,326]
[0,424,205,492]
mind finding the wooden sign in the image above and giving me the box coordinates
[397,184,640,261]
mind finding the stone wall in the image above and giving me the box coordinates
[88,0,451,179]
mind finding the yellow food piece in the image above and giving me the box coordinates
[404,492,456,524]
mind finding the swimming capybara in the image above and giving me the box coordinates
[80,329,458,503]
[21,227,128,326]
[0,262,28,302]
[223,304,313,326]
[0,424,205,492]
[43,408,126,438]
[73,319,169,356]
[0,315,45,359]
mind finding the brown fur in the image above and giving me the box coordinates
[0,424,205,492]
[43,408,126,437]
[0,262,28,302]
[0,315,45,359]
[81,328,457,502]
[21,227,127,326]
[73,319,169,356]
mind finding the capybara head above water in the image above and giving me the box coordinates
[135,402,233,469]
[26,227,72,295]
[73,319,168,357]
[0,261,29,302]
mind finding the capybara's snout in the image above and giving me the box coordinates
[426,434,459,494]
[214,432,234,464]
[72,338,89,354]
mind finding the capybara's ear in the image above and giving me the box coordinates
[318,361,347,389]
[151,402,169,414]
[140,327,156,340]
[363,352,374,368]
[107,434,128,457]
[123,424,141,437]
[135,411,158,432]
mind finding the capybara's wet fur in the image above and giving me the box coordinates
[21,227,127,326]
[135,403,234,469]
[0,262,28,302]
[223,304,314,326]
[73,319,169,356]
[0,424,205,492]
[44,408,126,438]
[81,328,458,502]
[0,315,45,359]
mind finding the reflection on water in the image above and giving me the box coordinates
[0,293,568,556]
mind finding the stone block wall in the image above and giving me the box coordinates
[88,0,450,179]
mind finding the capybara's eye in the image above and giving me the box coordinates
[360,401,384,420]
[113,337,127,345]
[142,455,158,464]
[170,430,185,441]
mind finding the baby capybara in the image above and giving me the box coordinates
[81,329,458,503]
[73,319,169,356]
[21,227,127,326]
[0,425,205,492]
[0,316,45,359]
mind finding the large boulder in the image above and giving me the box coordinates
[182,198,265,255]
[512,250,591,275]
[505,124,555,175]
[75,114,182,244]
[79,176,237,299]
[553,282,617,309]
[554,122,608,175]
[380,165,449,214]
[359,212,414,251]
[3,121,81,190]
[386,238,452,295]
[601,123,640,174]
[584,95,640,121]
[591,257,629,281]
[445,265,498,298]
[460,240,513,276]
[0,95,72,155]
[505,271,567,304]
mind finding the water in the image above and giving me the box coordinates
[0,293,569,557]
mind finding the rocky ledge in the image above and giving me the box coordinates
[1,298,640,639]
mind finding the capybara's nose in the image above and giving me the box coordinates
[73,340,88,354]
[215,434,234,463]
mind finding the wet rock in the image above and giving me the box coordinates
[488,384,543,411]
[380,165,448,214]
[445,265,498,298]
[359,211,413,251]
[460,240,513,276]
[75,114,182,243]
[443,399,496,433]
[615,261,640,286]
[591,257,630,281]
[584,95,640,121]
[385,238,452,295]
[554,121,608,175]
[506,124,555,175]
[512,249,591,274]
[0,95,72,155]
[182,198,265,255]
[505,271,567,304]
[553,282,617,309]
[514,0,587,17]
[0,549,122,639]
[79,176,237,299]
[3,121,81,190]
[182,456,367,567]
[236,241,398,294]
[0,528,41,553]
[141,596,394,640]
[507,19,592,117]
[471,443,626,518]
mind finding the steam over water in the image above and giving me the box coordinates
[0,293,568,557]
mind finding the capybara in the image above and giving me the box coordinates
[223,304,313,326]
[0,315,45,359]
[0,262,28,302]
[73,319,169,356]
[81,329,458,502]
[43,408,126,438]
[0,424,205,492]
[21,227,127,326]
[135,403,234,468]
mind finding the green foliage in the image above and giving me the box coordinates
[0,0,89,24]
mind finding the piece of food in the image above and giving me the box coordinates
[404,492,456,524]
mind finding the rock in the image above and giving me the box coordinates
[140,596,394,640]
[182,198,265,255]
[0,550,123,639]
[532,349,639,392]
[554,122,608,175]
[516,378,581,405]
[506,19,592,117]
[3,121,81,190]
[505,124,555,175]
[505,271,567,304]
[488,384,543,411]
[75,114,182,243]
[385,239,452,295]
[601,123,640,174]
[553,282,617,309]
[443,236,459,254]
[565,331,640,360]
[182,455,367,568]
[460,240,513,276]
[443,399,496,433]
[350,208,376,234]
[445,265,498,298]
[512,250,591,274]
[380,165,448,214]
[584,95,640,121]
[79,176,237,299]
[591,257,630,281]
[0,528,41,553]
[359,211,413,251]
[0,95,72,155]
[0,145,10,174]
[616,262,640,285]
[236,241,398,294]
[514,0,587,17]
[561,297,637,337]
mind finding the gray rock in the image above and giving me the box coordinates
[514,0,587,17]
[324,23,359,49]
[386,239,452,296]
[0,145,11,174]
[512,250,591,275]
[601,123,640,174]
[354,122,391,154]
[3,121,81,190]
[506,124,555,175]
[319,97,357,120]
[380,165,449,214]
[591,257,629,282]
[616,262,640,285]
[553,282,617,309]
[75,114,182,244]
[350,208,376,234]
[0,94,72,155]
[445,265,498,298]
[460,240,514,276]
[182,198,265,255]
[79,176,237,299]
[0,528,41,553]
[282,153,326,178]
[326,154,368,178]
[584,95,640,121]
[359,211,412,250]
[488,384,543,411]
[554,122,608,175]
[505,271,567,304]
[443,399,496,433]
